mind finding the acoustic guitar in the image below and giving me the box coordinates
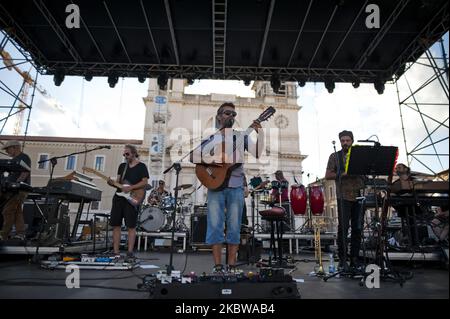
[195,106,275,190]
[82,166,145,207]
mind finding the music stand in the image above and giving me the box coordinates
[345,145,398,177]
[335,145,401,283]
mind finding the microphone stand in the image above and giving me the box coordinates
[324,142,351,281]
[163,162,182,276]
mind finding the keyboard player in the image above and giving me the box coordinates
[391,163,441,247]
[0,140,31,241]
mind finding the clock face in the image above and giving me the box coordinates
[275,115,289,129]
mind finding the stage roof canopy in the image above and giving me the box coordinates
[0,0,448,85]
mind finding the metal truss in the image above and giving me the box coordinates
[395,36,449,177]
[1,0,448,86]
[42,61,383,83]
[0,30,38,139]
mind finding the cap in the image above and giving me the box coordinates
[2,140,21,149]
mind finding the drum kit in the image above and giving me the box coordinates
[138,184,193,232]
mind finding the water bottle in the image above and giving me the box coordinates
[328,253,336,274]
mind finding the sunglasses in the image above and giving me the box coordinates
[123,152,130,157]
[221,110,237,117]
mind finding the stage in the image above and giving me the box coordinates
[0,250,447,299]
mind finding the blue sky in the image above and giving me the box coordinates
[1,33,448,180]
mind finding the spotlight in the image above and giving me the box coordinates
[84,73,93,82]
[157,73,168,90]
[138,75,146,83]
[374,80,385,94]
[108,74,119,88]
[243,77,252,86]
[298,79,306,87]
[324,80,335,93]
[352,80,360,88]
[187,77,195,85]
[270,74,281,94]
[53,69,65,86]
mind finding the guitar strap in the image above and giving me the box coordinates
[120,163,128,184]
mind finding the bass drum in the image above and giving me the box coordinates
[309,186,324,215]
[290,184,307,215]
[139,206,166,232]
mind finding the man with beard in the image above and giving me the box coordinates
[325,130,364,270]
[193,102,264,273]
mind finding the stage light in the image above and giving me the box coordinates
[53,70,65,86]
[187,77,195,85]
[324,80,335,93]
[108,74,119,88]
[352,80,360,88]
[270,74,281,93]
[374,80,385,94]
[138,75,146,83]
[84,73,93,81]
[157,73,168,90]
[298,79,306,87]
[242,76,252,86]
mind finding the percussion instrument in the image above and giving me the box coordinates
[309,185,324,215]
[260,194,274,205]
[290,184,307,215]
[161,196,176,211]
[139,206,166,232]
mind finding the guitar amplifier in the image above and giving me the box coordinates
[191,213,207,245]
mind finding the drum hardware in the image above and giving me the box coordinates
[173,184,193,191]
[312,218,327,277]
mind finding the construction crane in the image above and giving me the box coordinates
[1,49,64,135]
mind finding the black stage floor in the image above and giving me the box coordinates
[0,251,448,299]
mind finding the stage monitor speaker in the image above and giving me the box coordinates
[151,281,300,299]
[191,213,207,244]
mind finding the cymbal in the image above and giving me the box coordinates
[173,184,193,191]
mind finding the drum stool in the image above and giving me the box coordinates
[259,206,286,267]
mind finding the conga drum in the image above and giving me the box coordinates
[309,186,324,215]
[290,184,307,215]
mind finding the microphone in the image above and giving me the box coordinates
[332,140,336,145]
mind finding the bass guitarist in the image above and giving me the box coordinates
[192,102,265,272]
[107,144,149,261]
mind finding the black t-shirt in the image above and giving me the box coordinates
[9,152,31,185]
[117,162,149,186]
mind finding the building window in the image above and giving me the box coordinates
[37,154,49,170]
[331,207,334,218]
[329,186,333,199]
[94,156,105,171]
[91,201,100,210]
[65,155,77,171]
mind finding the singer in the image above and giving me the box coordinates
[325,130,364,271]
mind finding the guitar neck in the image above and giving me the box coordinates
[83,167,122,189]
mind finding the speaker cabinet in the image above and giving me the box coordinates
[190,213,207,244]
